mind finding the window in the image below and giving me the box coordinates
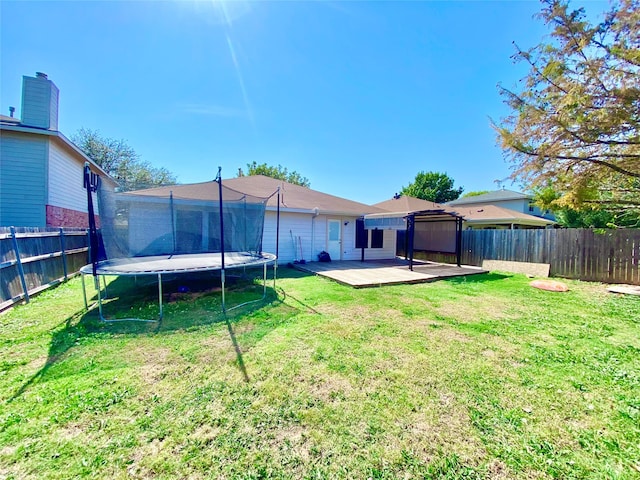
[371,229,383,248]
[355,219,368,248]
[528,202,535,212]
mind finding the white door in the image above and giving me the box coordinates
[327,219,342,261]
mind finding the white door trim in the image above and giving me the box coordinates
[327,218,342,261]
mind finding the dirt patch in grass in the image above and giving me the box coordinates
[127,438,171,479]
[402,396,488,467]
[301,373,354,403]
[271,424,311,463]
[57,423,86,441]
[435,296,513,322]
[486,459,517,479]
[190,424,221,445]
[128,345,189,388]
[196,334,240,365]
[313,303,375,321]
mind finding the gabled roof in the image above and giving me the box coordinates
[447,189,531,206]
[0,123,117,187]
[126,175,385,216]
[455,204,554,226]
[372,196,444,213]
[373,195,554,226]
[0,114,20,125]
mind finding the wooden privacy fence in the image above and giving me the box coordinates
[398,228,640,285]
[1,227,89,310]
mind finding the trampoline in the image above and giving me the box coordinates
[81,165,280,321]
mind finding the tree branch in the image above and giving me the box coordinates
[511,145,640,178]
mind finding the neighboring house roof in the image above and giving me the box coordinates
[0,122,117,186]
[126,175,385,216]
[372,196,444,214]
[455,204,554,226]
[0,114,20,125]
[447,189,531,206]
[373,195,554,226]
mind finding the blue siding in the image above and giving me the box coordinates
[21,75,59,130]
[0,131,48,227]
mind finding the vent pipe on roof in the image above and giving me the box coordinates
[9,106,15,117]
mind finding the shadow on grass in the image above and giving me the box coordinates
[10,268,304,400]
[443,272,511,285]
[274,266,324,314]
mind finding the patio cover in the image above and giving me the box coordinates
[363,209,464,270]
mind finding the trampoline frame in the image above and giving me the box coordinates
[81,165,281,322]
[80,253,276,322]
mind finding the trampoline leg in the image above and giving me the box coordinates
[263,263,267,298]
[87,273,158,323]
[158,273,163,320]
[102,275,108,299]
[81,273,88,310]
[221,270,226,314]
[273,263,277,290]
[97,278,106,321]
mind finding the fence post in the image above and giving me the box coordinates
[59,227,68,281]
[10,226,30,304]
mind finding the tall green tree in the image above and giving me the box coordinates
[238,161,310,187]
[461,190,490,198]
[72,128,177,191]
[534,184,640,228]
[494,0,640,213]
[400,171,463,203]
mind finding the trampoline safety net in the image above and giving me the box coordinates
[95,180,270,262]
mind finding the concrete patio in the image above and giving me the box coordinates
[294,258,486,288]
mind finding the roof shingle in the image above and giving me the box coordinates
[125,175,384,216]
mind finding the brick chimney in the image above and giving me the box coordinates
[21,72,59,130]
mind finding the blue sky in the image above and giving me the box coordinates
[0,1,607,204]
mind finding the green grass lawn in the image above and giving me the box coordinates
[1,268,639,479]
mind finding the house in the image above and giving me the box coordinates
[368,195,465,265]
[447,189,556,222]
[0,72,116,228]
[123,175,394,264]
[373,195,555,230]
[452,204,555,230]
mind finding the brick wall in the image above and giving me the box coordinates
[46,205,100,228]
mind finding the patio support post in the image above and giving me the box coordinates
[275,188,280,287]
[170,191,176,254]
[456,217,463,267]
[407,215,415,271]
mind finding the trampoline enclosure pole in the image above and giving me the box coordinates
[217,167,226,313]
[84,163,99,277]
[158,273,164,320]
